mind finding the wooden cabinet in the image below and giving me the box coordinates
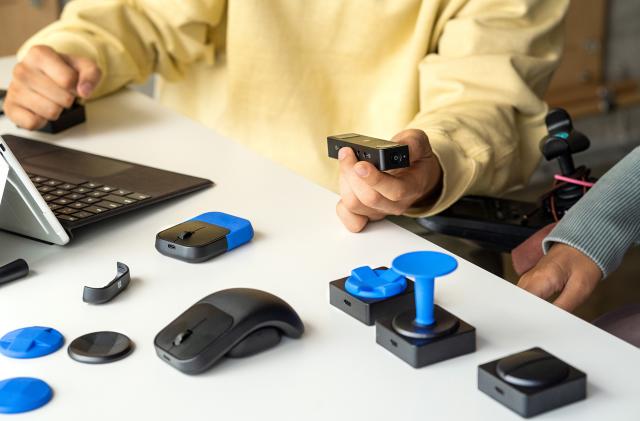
[545,0,640,117]
[0,0,61,56]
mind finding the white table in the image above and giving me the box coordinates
[1,56,639,420]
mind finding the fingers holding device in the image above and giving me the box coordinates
[329,129,443,233]
[4,45,101,130]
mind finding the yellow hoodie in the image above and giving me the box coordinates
[19,0,569,216]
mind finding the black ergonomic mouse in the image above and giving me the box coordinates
[496,348,570,388]
[154,288,304,374]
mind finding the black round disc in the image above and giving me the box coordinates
[68,331,133,364]
[496,349,570,388]
[392,307,459,339]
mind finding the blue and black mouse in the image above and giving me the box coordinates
[155,212,254,263]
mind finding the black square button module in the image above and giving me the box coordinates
[376,305,475,368]
[478,347,586,418]
[329,267,414,326]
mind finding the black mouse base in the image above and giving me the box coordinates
[375,305,475,368]
[478,348,586,418]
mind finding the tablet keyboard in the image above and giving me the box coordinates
[28,173,152,223]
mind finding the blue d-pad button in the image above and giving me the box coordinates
[0,326,64,359]
[345,266,407,299]
[0,377,53,414]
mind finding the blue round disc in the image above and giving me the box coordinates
[392,251,458,279]
[0,377,53,414]
[0,326,64,359]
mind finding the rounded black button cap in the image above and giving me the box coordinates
[497,349,570,388]
[68,331,133,364]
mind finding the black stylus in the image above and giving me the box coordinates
[0,259,29,286]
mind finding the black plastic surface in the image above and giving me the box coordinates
[327,133,410,171]
[0,259,29,286]
[82,262,130,304]
[478,347,587,418]
[68,331,133,364]
[497,349,570,388]
[376,305,476,368]
[329,267,415,326]
[154,288,304,374]
[155,220,229,263]
[38,102,86,134]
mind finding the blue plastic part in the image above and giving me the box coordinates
[344,266,407,299]
[0,377,52,414]
[0,327,64,359]
[557,132,569,139]
[391,251,458,326]
[191,212,254,251]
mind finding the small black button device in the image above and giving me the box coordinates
[68,331,133,364]
[478,347,586,418]
[38,101,86,134]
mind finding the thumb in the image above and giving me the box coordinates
[391,129,430,164]
[63,55,102,99]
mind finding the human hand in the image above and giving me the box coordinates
[517,243,602,312]
[3,45,101,130]
[336,129,442,232]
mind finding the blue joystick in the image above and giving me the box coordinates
[391,251,459,339]
[344,266,407,299]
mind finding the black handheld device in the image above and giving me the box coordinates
[327,133,410,171]
[0,89,6,116]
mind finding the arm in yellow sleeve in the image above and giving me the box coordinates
[18,0,226,98]
[405,0,569,218]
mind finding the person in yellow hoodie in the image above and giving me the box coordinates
[3,0,569,232]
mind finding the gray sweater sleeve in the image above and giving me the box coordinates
[542,146,640,278]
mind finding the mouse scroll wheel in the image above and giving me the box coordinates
[173,329,193,346]
[178,231,194,240]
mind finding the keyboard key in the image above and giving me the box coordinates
[60,183,77,190]
[111,189,132,196]
[43,194,57,202]
[73,187,91,194]
[53,198,72,205]
[37,185,55,193]
[88,191,108,198]
[98,186,116,193]
[57,207,77,215]
[51,189,70,196]
[95,200,122,210]
[65,193,85,200]
[72,211,93,219]
[57,214,78,222]
[44,179,63,187]
[127,193,151,200]
[69,202,89,209]
[31,176,48,183]
[82,182,103,189]
[84,206,108,214]
[102,194,137,205]
[80,197,100,204]
[48,204,62,211]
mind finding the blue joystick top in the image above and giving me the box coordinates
[345,266,406,299]
[0,327,64,359]
[391,251,458,326]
